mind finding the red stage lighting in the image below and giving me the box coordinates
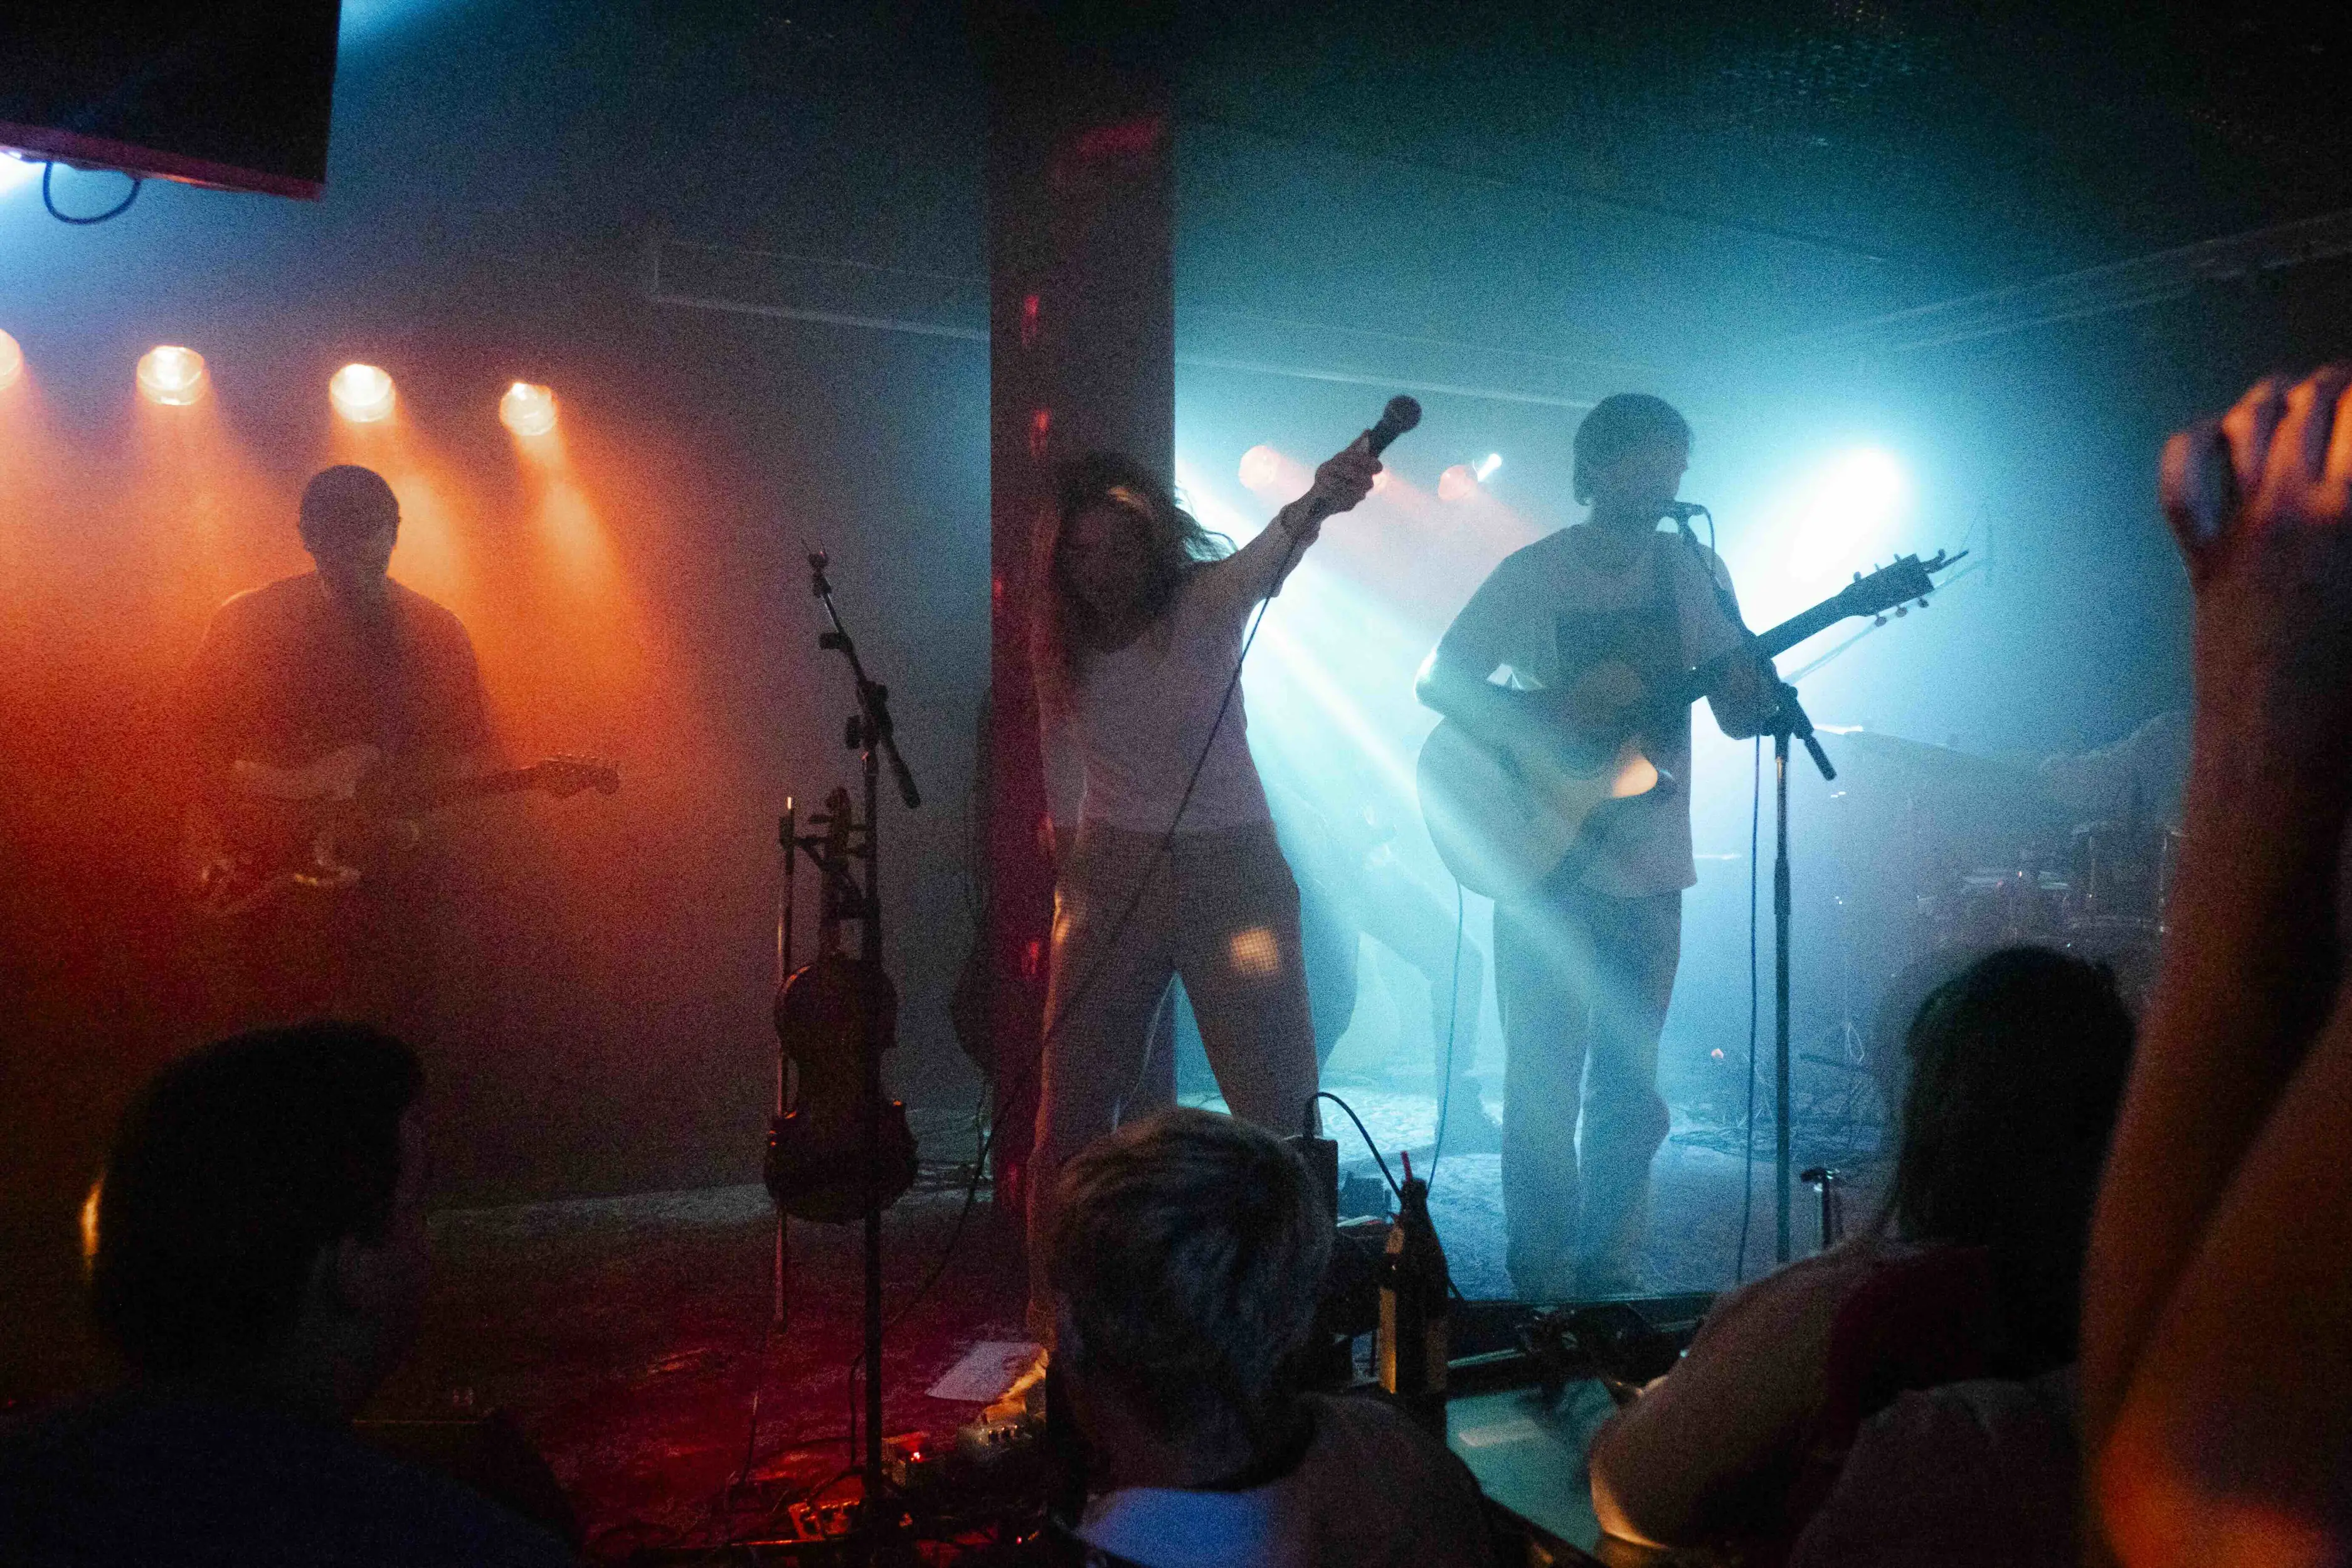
[501,382,556,438]
[1238,443,1279,490]
[136,345,206,406]
[1437,464,1476,503]
[329,363,395,424]
[0,329,22,392]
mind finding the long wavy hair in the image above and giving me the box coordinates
[1030,452,1229,715]
[1879,945,2134,1376]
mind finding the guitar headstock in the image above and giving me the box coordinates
[1833,550,1965,622]
[531,756,623,798]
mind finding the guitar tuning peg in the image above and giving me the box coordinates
[1873,613,1888,627]
[1894,605,1908,617]
[1915,597,1930,609]
[1852,570,1864,583]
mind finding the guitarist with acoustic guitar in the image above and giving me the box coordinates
[1416,395,1783,1302]
[179,466,614,1032]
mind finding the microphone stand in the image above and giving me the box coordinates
[805,548,921,1556]
[1767,686,1834,1265]
[1671,512,1835,1266]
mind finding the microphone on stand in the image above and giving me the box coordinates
[1660,500,1708,524]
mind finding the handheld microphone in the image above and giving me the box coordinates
[1293,396,1422,532]
[1363,395,1422,458]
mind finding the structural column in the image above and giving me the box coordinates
[979,8,1174,1216]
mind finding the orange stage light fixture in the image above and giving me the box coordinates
[136,345,207,406]
[1437,464,1477,503]
[500,381,556,437]
[0,330,21,391]
[1237,443,1280,490]
[329,363,396,423]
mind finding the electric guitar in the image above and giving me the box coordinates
[1417,552,1957,903]
[186,743,622,919]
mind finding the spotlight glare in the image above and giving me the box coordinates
[329,363,396,423]
[500,381,556,437]
[1237,443,1279,490]
[1789,447,1909,581]
[0,330,22,392]
[1475,452,1502,481]
[136,346,207,406]
[0,153,36,196]
[1437,464,1477,504]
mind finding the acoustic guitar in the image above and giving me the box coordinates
[1417,553,1956,903]
[187,743,621,919]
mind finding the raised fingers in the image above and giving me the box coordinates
[2221,375,2291,502]
[2265,365,2352,499]
[2161,421,2234,569]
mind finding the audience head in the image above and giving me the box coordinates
[89,1022,429,1414]
[1885,945,2134,1374]
[1047,1108,1332,1481]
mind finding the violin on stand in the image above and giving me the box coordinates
[766,787,918,1227]
[761,549,922,1558]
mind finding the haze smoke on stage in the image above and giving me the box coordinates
[0,331,22,393]
[1437,463,1476,503]
[1786,447,1907,584]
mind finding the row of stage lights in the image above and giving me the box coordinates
[1239,442,1501,504]
[0,329,558,437]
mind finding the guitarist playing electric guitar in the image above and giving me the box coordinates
[181,466,521,1032]
[1415,395,1783,1303]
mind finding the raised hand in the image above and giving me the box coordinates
[2085,366,2352,1568]
[1308,440,1382,518]
[2161,367,2352,764]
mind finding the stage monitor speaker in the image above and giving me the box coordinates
[0,3,341,199]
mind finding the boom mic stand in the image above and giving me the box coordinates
[806,548,921,1555]
[1670,511,1835,1266]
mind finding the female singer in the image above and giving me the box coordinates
[1022,443,1377,1341]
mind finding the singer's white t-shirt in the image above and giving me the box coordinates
[1434,524,1747,898]
[1044,519,1310,837]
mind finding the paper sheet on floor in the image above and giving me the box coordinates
[927,1340,1044,1402]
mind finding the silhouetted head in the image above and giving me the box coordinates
[298,466,400,601]
[88,1022,430,1416]
[1884,945,2135,1375]
[1049,1107,1330,1480]
[1573,393,1693,519]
